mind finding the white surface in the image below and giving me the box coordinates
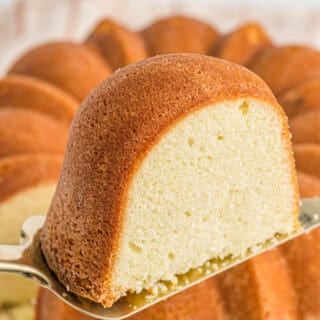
[0,0,320,74]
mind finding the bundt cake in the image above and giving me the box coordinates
[8,42,112,101]
[0,108,68,157]
[1,11,320,320]
[289,109,320,144]
[34,168,320,320]
[33,251,300,320]
[0,154,62,244]
[128,279,225,320]
[278,77,320,119]
[250,45,320,96]
[35,279,224,320]
[40,54,299,307]
[293,143,320,179]
[141,15,219,55]
[35,289,92,320]
[297,172,320,197]
[33,171,320,320]
[281,229,320,319]
[0,154,62,308]
[211,22,272,66]
[0,75,78,124]
[280,175,320,319]
[85,19,148,70]
[216,249,298,319]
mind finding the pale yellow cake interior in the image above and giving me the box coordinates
[112,98,298,294]
[0,183,56,307]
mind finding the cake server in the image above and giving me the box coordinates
[0,197,319,320]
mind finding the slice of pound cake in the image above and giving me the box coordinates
[40,54,299,307]
[0,154,62,307]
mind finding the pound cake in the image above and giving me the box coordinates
[280,174,320,319]
[34,250,299,320]
[142,15,219,55]
[293,144,320,179]
[211,22,272,66]
[278,78,320,119]
[0,75,77,124]
[85,19,148,70]
[40,54,299,307]
[0,154,62,307]
[297,172,320,197]
[33,166,320,320]
[0,154,62,245]
[8,42,112,101]
[250,45,320,96]
[281,228,320,319]
[33,169,320,320]
[36,279,224,320]
[289,109,320,144]
[0,108,68,157]
[216,248,298,319]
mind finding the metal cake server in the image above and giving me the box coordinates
[0,197,319,320]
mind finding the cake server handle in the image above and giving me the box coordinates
[0,215,50,287]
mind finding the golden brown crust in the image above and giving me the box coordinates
[293,144,320,179]
[216,249,298,319]
[289,109,320,144]
[211,22,272,66]
[40,54,296,306]
[8,42,112,101]
[279,77,320,118]
[129,279,225,320]
[280,143,320,319]
[281,229,320,319]
[0,108,68,158]
[250,46,320,96]
[85,19,148,70]
[297,172,320,198]
[35,289,92,320]
[0,75,78,124]
[35,279,225,320]
[141,16,219,55]
[0,154,62,202]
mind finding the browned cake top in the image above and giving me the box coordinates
[0,154,62,202]
[290,109,320,144]
[284,173,320,318]
[85,19,148,70]
[0,75,78,124]
[216,248,297,319]
[294,143,320,179]
[297,172,320,197]
[142,15,219,55]
[250,45,320,96]
[211,22,272,66]
[40,54,281,304]
[0,108,68,158]
[278,77,320,119]
[8,42,112,101]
